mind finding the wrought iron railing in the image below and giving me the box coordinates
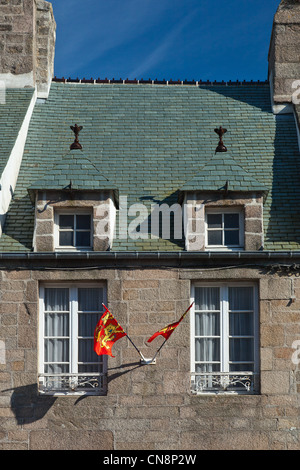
[38,373,107,395]
[190,372,259,394]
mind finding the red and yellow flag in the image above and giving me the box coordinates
[94,305,126,357]
[147,302,194,343]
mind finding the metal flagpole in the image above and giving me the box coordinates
[126,333,146,362]
[151,338,168,363]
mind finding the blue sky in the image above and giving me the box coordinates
[50,0,280,82]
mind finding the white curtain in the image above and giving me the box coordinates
[44,287,104,374]
[229,287,254,372]
[195,287,220,373]
[78,288,104,372]
[195,286,254,374]
[44,288,69,374]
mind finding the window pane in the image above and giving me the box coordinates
[45,364,69,374]
[78,338,92,362]
[59,231,74,246]
[76,214,91,230]
[224,230,240,245]
[78,288,103,312]
[45,313,69,337]
[195,287,220,311]
[229,363,254,372]
[78,312,100,337]
[224,213,239,229]
[229,287,253,311]
[195,312,220,336]
[195,338,220,362]
[207,230,222,245]
[229,338,253,362]
[79,363,103,373]
[44,288,69,312]
[76,231,91,247]
[229,312,253,336]
[44,338,69,363]
[78,338,102,362]
[207,214,222,228]
[59,214,74,229]
[196,363,220,373]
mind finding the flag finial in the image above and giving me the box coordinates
[214,126,227,152]
[70,123,83,150]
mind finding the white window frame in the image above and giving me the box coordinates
[54,208,93,251]
[190,282,259,394]
[38,282,107,396]
[205,207,244,250]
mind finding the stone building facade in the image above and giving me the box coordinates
[1,254,300,450]
[1,0,300,451]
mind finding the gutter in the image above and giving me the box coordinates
[0,251,299,261]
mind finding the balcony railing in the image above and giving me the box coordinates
[38,373,107,395]
[190,371,259,394]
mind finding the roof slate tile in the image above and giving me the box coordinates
[0,82,299,251]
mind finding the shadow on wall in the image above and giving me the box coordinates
[2,384,56,425]
[1,361,144,424]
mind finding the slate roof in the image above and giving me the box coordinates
[0,88,34,173]
[28,150,119,204]
[179,151,268,193]
[0,81,300,252]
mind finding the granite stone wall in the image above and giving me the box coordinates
[0,0,35,75]
[0,0,56,96]
[269,0,300,104]
[0,261,299,450]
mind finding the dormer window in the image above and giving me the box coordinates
[179,142,267,252]
[55,210,92,251]
[205,208,244,250]
[27,142,119,253]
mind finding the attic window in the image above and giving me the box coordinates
[205,208,244,250]
[54,210,92,251]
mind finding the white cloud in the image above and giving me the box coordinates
[128,9,198,79]
[53,0,174,76]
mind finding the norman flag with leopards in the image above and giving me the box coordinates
[147,302,194,344]
[94,305,126,357]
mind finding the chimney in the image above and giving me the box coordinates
[268,0,300,112]
[0,0,56,98]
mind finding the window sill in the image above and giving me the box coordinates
[38,390,106,397]
[38,373,107,396]
[205,246,244,251]
[54,247,93,252]
[190,372,259,395]
[191,389,259,396]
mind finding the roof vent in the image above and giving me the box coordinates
[214,126,227,152]
[70,124,83,150]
